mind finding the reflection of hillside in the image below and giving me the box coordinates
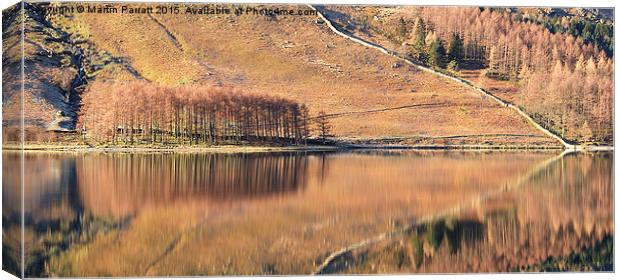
[6,151,612,276]
[343,152,613,273]
[77,153,311,218]
[3,153,80,222]
[2,152,82,277]
[2,152,22,276]
[3,152,80,222]
[5,151,313,276]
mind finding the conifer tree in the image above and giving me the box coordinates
[447,32,464,63]
[428,39,446,68]
[411,18,428,63]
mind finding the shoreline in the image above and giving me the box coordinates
[2,144,341,153]
[1,143,613,153]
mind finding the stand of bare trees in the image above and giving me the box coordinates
[315,111,333,143]
[520,55,613,143]
[78,81,311,145]
[410,7,613,143]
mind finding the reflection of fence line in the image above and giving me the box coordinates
[313,151,571,274]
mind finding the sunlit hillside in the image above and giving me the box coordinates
[3,3,563,147]
[318,5,613,144]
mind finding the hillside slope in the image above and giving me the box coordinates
[314,5,612,145]
[3,3,559,147]
[2,2,142,140]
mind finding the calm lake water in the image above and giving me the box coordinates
[2,150,613,276]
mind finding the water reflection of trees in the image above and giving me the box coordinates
[4,151,612,276]
[3,152,314,276]
[400,215,612,272]
[77,152,311,218]
[345,152,613,273]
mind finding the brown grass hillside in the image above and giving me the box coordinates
[8,3,559,146]
[315,5,613,144]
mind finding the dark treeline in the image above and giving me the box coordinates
[514,11,614,57]
[78,81,314,145]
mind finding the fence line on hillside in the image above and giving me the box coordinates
[307,5,574,149]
